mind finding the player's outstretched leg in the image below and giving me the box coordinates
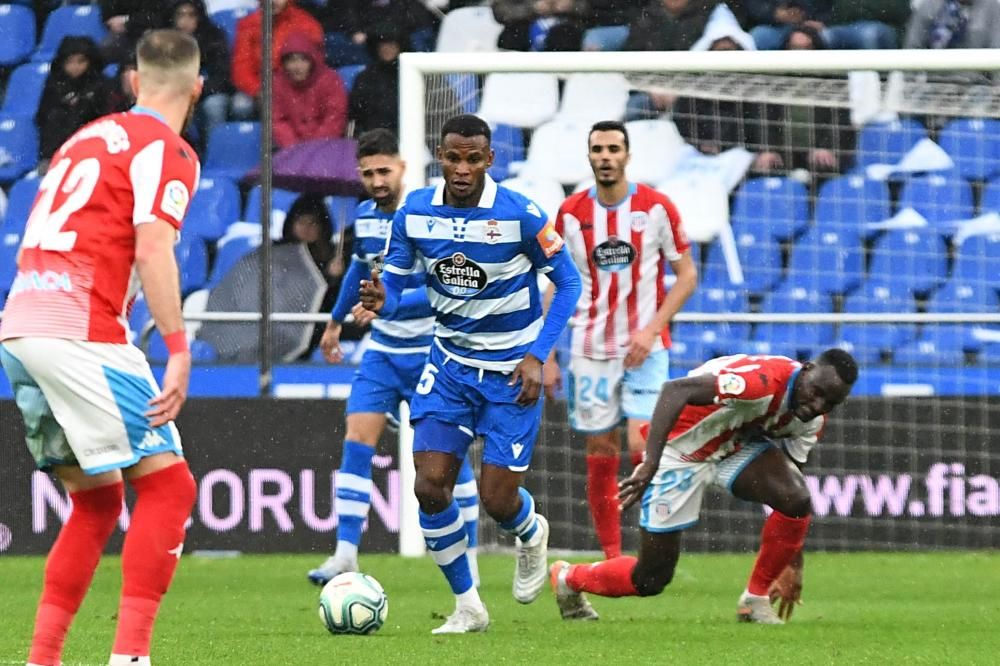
[110,460,196,664]
[550,561,599,620]
[308,439,374,586]
[586,452,622,559]
[454,457,481,587]
[28,479,124,666]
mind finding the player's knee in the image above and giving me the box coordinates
[479,489,519,523]
[413,475,450,512]
[774,487,813,519]
[632,565,673,597]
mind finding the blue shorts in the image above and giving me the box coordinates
[346,349,427,421]
[410,345,542,472]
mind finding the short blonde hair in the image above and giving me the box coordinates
[136,29,200,94]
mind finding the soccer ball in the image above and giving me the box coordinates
[318,572,388,635]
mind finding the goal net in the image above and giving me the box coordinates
[400,50,1000,554]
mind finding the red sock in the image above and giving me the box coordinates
[747,512,811,596]
[113,462,196,657]
[566,556,639,597]
[29,482,124,666]
[586,455,621,559]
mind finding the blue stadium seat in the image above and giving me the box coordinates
[684,285,750,314]
[705,223,783,295]
[325,31,371,67]
[243,184,300,230]
[127,295,151,343]
[0,115,38,182]
[672,321,750,362]
[202,122,261,180]
[34,5,106,62]
[898,173,974,233]
[0,5,36,67]
[1,175,40,233]
[489,124,525,183]
[981,176,1000,214]
[0,220,23,301]
[184,177,240,241]
[209,7,252,49]
[731,177,809,242]
[753,285,834,360]
[786,226,863,296]
[837,280,916,363]
[175,234,208,295]
[953,234,1000,291]
[868,230,948,295]
[207,234,258,288]
[980,340,1000,364]
[336,64,365,94]
[892,325,974,366]
[853,118,927,171]
[936,117,1000,183]
[0,61,51,119]
[814,175,890,237]
[926,277,1000,313]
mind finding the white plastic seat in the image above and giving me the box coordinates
[477,73,559,129]
[501,175,567,221]
[555,73,630,126]
[519,119,592,186]
[656,174,730,244]
[624,119,687,184]
[436,7,502,52]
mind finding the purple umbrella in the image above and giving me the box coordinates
[244,137,365,197]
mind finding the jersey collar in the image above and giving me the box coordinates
[587,182,637,209]
[432,174,498,208]
[129,105,167,125]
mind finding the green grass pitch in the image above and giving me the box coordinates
[2,552,998,665]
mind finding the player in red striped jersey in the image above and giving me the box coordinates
[545,120,697,560]
[1,30,202,666]
[550,349,858,624]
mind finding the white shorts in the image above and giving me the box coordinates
[567,350,669,433]
[0,337,183,475]
[639,441,773,533]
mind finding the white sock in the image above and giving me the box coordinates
[109,654,151,666]
[332,541,359,564]
[467,548,480,587]
[456,586,484,611]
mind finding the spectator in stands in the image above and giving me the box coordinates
[106,56,137,114]
[316,1,438,52]
[582,0,646,51]
[493,0,588,51]
[35,37,109,170]
[231,0,324,120]
[99,1,161,63]
[624,0,716,52]
[904,0,1000,50]
[273,34,348,149]
[745,1,823,50]
[166,0,235,149]
[823,0,908,49]
[349,30,405,136]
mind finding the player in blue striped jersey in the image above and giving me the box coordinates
[307,130,480,586]
[361,115,583,633]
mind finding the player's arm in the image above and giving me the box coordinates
[625,249,697,368]
[360,208,416,317]
[540,280,561,400]
[323,255,369,363]
[135,219,189,427]
[618,373,717,509]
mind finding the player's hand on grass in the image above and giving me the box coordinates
[542,355,562,400]
[769,556,804,621]
[624,326,657,369]
[147,351,191,427]
[351,302,377,327]
[319,321,343,363]
[510,354,543,406]
[618,461,656,511]
[359,269,385,313]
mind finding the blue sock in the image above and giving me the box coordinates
[420,501,474,594]
[334,440,375,549]
[454,458,479,549]
[498,487,540,544]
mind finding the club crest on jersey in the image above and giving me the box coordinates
[719,373,747,396]
[433,252,488,297]
[592,235,637,272]
[160,180,190,222]
[630,211,649,232]
[485,219,503,244]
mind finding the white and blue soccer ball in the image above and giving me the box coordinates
[318,572,388,635]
